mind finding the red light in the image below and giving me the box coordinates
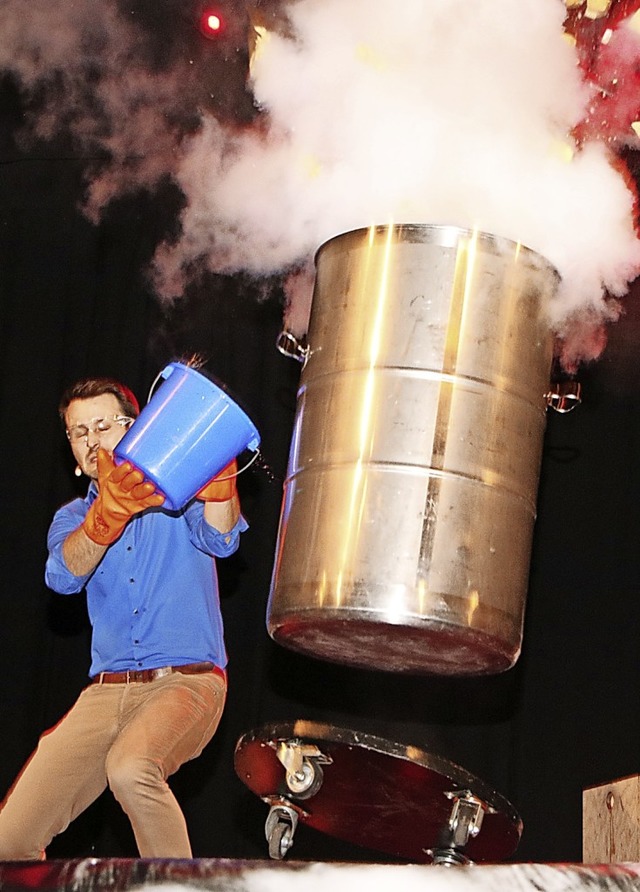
[200,10,225,38]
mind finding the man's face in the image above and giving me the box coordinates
[65,394,133,480]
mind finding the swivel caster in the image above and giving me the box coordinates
[276,739,329,800]
[265,804,299,860]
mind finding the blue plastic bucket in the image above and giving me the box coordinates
[114,362,261,510]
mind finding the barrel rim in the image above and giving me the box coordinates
[314,222,560,281]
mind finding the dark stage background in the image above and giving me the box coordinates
[1,57,640,865]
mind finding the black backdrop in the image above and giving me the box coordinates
[1,71,639,865]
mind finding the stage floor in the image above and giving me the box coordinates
[1,859,640,892]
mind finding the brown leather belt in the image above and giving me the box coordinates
[91,662,226,685]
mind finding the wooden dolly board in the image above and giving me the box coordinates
[234,720,522,865]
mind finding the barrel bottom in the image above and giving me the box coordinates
[268,610,520,676]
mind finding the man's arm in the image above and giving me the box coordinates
[62,527,108,577]
[60,448,164,578]
[203,491,241,536]
[198,460,243,542]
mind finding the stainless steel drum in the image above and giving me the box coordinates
[267,223,559,675]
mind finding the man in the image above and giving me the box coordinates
[0,376,247,859]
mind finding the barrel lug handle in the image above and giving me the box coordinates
[276,330,309,366]
[545,380,582,413]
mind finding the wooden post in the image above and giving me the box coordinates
[583,774,640,862]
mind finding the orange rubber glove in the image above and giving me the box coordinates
[196,459,238,502]
[82,448,165,546]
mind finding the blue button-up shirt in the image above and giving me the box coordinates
[45,483,248,677]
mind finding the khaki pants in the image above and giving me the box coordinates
[0,670,226,859]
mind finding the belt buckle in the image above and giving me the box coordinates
[126,670,132,684]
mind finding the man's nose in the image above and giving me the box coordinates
[86,429,101,448]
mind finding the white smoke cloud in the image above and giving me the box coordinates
[2,0,640,367]
[150,0,640,363]
[0,2,211,216]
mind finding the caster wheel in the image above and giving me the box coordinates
[265,805,299,860]
[268,819,294,859]
[286,759,324,799]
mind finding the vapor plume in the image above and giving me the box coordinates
[2,0,640,368]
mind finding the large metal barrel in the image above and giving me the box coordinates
[267,224,558,675]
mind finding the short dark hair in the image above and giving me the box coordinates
[59,378,140,422]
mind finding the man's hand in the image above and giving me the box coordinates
[82,448,165,546]
[196,459,238,502]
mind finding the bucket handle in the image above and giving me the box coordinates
[146,363,178,404]
[214,448,260,482]
[160,361,178,380]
